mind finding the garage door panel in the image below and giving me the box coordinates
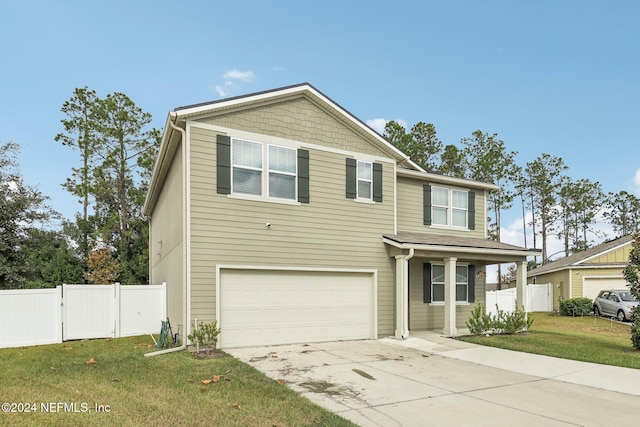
[219,269,375,348]
[583,277,628,300]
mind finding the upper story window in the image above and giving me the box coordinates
[231,139,297,200]
[424,184,475,230]
[268,145,297,199]
[232,139,263,196]
[357,161,372,200]
[346,158,383,202]
[432,186,468,227]
[217,134,309,204]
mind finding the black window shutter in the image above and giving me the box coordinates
[423,184,432,225]
[423,263,432,303]
[216,135,231,194]
[346,158,357,199]
[298,149,310,203]
[468,265,476,303]
[373,163,383,202]
[468,191,476,230]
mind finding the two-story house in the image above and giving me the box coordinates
[143,83,539,348]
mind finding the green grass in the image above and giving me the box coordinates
[460,312,640,369]
[0,336,356,427]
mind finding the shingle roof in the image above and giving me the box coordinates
[529,234,635,276]
[383,232,539,254]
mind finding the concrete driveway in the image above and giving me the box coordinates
[228,333,640,427]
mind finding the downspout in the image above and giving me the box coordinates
[146,112,188,357]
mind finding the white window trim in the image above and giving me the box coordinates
[230,138,299,204]
[267,144,298,201]
[429,263,471,304]
[431,185,469,229]
[231,138,264,197]
[356,160,373,201]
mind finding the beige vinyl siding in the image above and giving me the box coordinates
[589,245,632,263]
[188,125,397,336]
[408,259,486,331]
[533,270,569,310]
[149,146,184,328]
[396,176,486,238]
[194,96,393,158]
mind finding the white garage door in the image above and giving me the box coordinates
[218,268,376,348]
[583,277,629,300]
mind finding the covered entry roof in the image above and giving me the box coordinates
[383,232,540,261]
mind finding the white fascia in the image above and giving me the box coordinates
[382,237,539,258]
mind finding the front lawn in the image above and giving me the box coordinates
[0,336,355,427]
[460,312,640,369]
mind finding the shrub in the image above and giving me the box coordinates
[623,234,640,349]
[559,297,592,316]
[466,303,532,335]
[466,303,493,335]
[630,306,640,349]
[188,320,221,354]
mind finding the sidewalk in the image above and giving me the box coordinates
[381,331,640,397]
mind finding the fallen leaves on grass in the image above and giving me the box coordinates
[85,358,96,365]
[201,375,222,385]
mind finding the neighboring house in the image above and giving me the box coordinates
[528,234,634,309]
[143,83,539,348]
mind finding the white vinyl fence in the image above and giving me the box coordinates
[0,283,166,349]
[486,283,553,317]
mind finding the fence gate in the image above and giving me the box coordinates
[63,284,116,340]
[529,283,554,312]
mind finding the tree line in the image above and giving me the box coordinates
[1,93,638,289]
[384,121,640,265]
[1,87,159,289]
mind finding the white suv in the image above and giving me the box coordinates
[593,290,639,322]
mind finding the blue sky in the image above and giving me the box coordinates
[2,0,639,257]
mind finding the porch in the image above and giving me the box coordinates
[384,232,541,338]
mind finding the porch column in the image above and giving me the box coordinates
[394,249,413,339]
[443,257,457,336]
[516,260,528,313]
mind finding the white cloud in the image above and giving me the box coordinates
[213,81,234,97]
[222,69,255,82]
[634,168,640,194]
[210,69,257,98]
[365,118,408,135]
[366,118,387,134]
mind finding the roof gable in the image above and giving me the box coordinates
[174,83,423,170]
[529,234,635,276]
